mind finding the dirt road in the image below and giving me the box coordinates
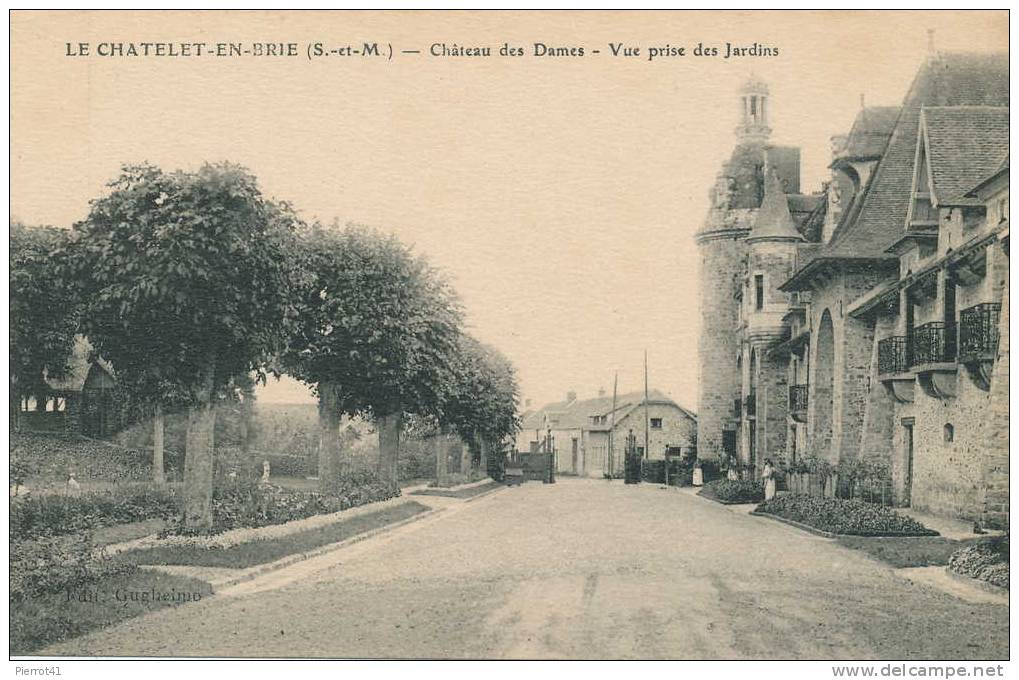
[42,479,1008,659]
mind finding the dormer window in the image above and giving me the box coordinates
[908,139,938,229]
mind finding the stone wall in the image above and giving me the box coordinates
[696,231,747,460]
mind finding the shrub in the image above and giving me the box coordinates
[701,478,764,503]
[164,471,401,536]
[641,459,694,486]
[11,431,162,484]
[10,534,133,603]
[755,495,937,536]
[948,535,1009,589]
[10,484,182,541]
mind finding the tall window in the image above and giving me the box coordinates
[754,274,765,311]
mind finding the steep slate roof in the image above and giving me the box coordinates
[834,106,901,163]
[520,389,694,432]
[748,168,806,243]
[922,106,1009,206]
[955,152,1010,201]
[782,52,1008,289]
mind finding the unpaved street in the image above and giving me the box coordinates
[44,479,1009,659]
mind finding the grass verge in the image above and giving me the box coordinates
[411,480,502,499]
[837,535,983,568]
[129,501,429,568]
[11,569,213,655]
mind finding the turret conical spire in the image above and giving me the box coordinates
[746,167,804,243]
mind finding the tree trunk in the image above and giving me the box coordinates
[479,438,489,478]
[458,439,468,476]
[10,388,21,432]
[318,382,341,492]
[152,403,165,485]
[184,362,216,531]
[434,433,449,485]
[377,412,402,486]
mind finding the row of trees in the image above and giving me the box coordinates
[10,162,520,529]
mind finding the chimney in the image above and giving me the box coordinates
[566,391,577,403]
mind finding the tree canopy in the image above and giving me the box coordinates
[286,222,464,420]
[10,221,81,401]
[64,162,303,407]
[441,334,520,446]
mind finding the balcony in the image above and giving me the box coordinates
[878,336,910,376]
[910,321,958,399]
[788,385,808,422]
[877,336,914,403]
[959,303,1001,361]
[744,391,756,418]
[959,302,1001,391]
[910,322,956,366]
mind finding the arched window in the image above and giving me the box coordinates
[944,423,954,444]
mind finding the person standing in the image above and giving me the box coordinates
[762,458,777,500]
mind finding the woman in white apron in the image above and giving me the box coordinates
[762,458,777,500]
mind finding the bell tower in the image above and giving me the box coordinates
[736,76,772,143]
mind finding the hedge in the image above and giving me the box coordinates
[163,470,401,536]
[700,478,764,503]
[755,495,937,536]
[11,484,182,542]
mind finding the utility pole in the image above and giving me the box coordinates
[644,350,650,462]
[608,372,618,477]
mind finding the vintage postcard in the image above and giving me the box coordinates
[8,9,1010,668]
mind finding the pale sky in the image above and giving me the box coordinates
[10,10,1008,409]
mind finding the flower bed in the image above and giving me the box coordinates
[11,483,181,541]
[754,495,937,536]
[948,535,1009,589]
[699,478,764,504]
[163,472,400,536]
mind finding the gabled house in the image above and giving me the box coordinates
[18,335,118,437]
[517,390,697,477]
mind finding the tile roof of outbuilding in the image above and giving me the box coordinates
[519,389,694,432]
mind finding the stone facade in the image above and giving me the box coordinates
[694,53,1008,528]
[519,390,696,477]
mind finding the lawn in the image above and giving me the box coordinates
[10,568,214,655]
[411,480,502,499]
[129,501,430,568]
[837,535,983,568]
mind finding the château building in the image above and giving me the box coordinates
[695,51,1009,528]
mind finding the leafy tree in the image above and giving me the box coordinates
[285,222,463,487]
[440,335,519,477]
[65,163,301,528]
[9,222,81,429]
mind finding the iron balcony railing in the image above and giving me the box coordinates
[789,384,808,413]
[744,391,756,418]
[910,321,956,366]
[959,303,1001,361]
[878,336,910,375]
